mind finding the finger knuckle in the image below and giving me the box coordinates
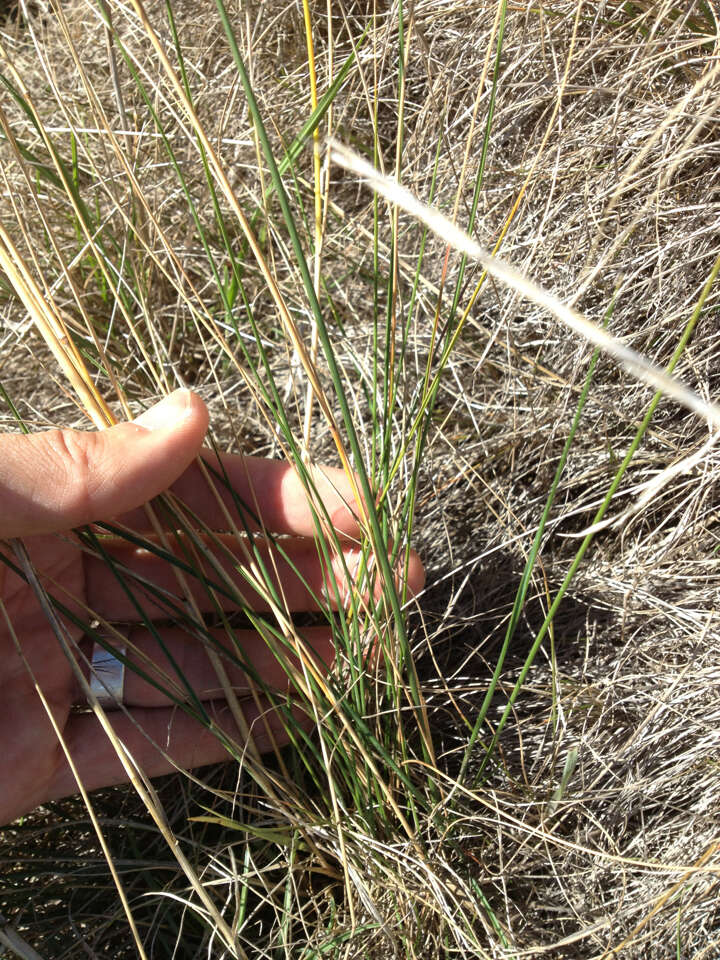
[43,428,96,522]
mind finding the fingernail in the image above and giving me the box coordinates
[133,389,193,431]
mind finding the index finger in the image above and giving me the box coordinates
[114,453,366,539]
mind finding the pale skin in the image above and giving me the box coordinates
[0,390,424,825]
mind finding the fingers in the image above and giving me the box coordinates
[86,625,335,708]
[47,698,309,803]
[84,535,426,620]
[0,390,209,539]
[116,455,366,540]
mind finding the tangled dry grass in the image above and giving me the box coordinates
[1,0,719,957]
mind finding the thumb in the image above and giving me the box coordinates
[0,390,209,538]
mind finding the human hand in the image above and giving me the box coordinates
[0,390,424,824]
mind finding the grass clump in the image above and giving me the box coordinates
[1,0,719,957]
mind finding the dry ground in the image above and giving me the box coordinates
[1,0,719,957]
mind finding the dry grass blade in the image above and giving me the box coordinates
[124,0,351,469]
[0,220,112,427]
[9,541,248,959]
[1,0,719,955]
[329,140,720,431]
[600,841,720,959]
[2,550,150,960]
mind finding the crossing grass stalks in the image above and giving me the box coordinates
[1,0,720,956]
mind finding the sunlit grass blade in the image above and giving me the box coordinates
[473,249,720,778]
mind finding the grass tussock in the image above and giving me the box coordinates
[1,0,719,957]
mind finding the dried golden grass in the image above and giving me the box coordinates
[0,0,719,956]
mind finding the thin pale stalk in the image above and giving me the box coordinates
[473,249,720,777]
[300,0,324,454]
[329,141,720,432]
[10,541,247,959]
